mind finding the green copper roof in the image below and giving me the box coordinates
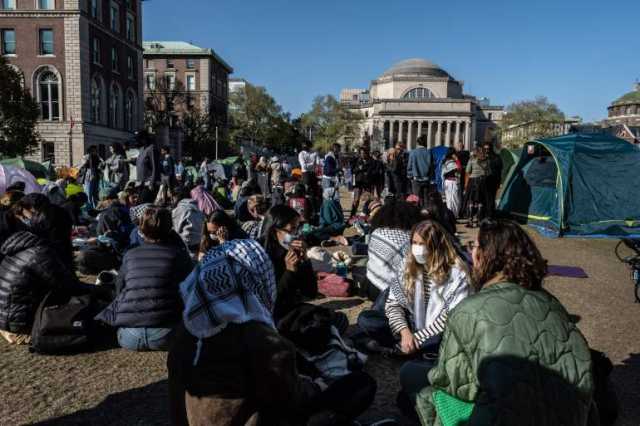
[613,90,640,105]
[143,41,233,72]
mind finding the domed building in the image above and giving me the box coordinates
[340,58,503,151]
[604,83,640,143]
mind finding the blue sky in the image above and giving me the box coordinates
[143,0,640,122]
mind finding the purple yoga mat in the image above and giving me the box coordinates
[547,265,589,279]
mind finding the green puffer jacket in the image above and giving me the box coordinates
[416,282,596,426]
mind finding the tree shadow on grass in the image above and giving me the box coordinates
[33,380,169,426]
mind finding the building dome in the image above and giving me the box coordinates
[381,58,450,78]
[612,85,640,106]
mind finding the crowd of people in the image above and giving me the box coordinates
[0,132,611,426]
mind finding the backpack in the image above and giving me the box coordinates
[30,291,94,355]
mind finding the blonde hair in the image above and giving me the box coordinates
[403,220,469,301]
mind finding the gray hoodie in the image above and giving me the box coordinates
[172,199,205,250]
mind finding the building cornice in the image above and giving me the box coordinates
[0,10,80,18]
[371,75,454,86]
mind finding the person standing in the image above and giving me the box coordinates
[370,150,386,199]
[158,146,176,205]
[482,141,503,218]
[79,145,103,209]
[350,147,374,218]
[298,141,318,192]
[135,132,160,197]
[464,146,490,227]
[106,143,129,191]
[322,143,340,189]
[175,159,185,187]
[441,148,462,218]
[231,157,248,188]
[407,136,433,207]
[200,157,210,190]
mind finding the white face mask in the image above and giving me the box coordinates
[412,244,427,265]
[280,232,296,250]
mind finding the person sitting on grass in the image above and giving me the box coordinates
[198,210,248,260]
[168,238,377,426]
[240,194,270,240]
[416,219,596,426]
[96,206,193,351]
[0,206,79,345]
[259,205,317,321]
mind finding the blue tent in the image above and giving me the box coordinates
[498,133,640,238]
[430,146,449,193]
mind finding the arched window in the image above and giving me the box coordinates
[403,87,435,99]
[38,71,60,121]
[91,76,103,123]
[125,91,136,131]
[110,82,121,128]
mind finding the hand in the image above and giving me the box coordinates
[289,239,307,259]
[216,227,229,243]
[285,250,300,272]
[399,329,417,355]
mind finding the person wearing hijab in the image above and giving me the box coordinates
[168,239,376,426]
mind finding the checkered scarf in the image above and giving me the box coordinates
[180,239,276,363]
[129,203,151,223]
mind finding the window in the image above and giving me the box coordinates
[110,3,119,32]
[1,29,16,55]
[92,37,101,64]
[1,0,16,10]
[403,87,434,99]
[38,71,60,121]
[38,0,54,9]
[126,15,135,41]
[110,46,118,72]
[186,74,195,91]
[165,73,175,90]
[145,72,155,90]
[42,142,55,163]
[166,58,174,69]
[144,59,149,68]
[90,0,100,19]
[110,83,121,128]
[125,91,136,131]
[186,59,196,69]
[127,55,134,79]
[91,76,103,123]
[39,29,54,55]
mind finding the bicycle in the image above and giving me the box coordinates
[615,238,640,303]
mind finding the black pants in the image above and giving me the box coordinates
[411,179,431,208]
[356,306,396,348]
[391,173,406,198]
[350,185,371,217]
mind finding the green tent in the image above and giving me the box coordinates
[0,157,50,180]
[499,148,521,186]
[498,133,640,238]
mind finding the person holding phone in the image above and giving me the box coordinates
[259,205,318,321]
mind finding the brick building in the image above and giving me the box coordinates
[142,41,232,157]
[0,0,144,166]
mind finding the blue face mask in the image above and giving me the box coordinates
[19,217,31,227]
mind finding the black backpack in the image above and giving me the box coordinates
[29,291,94,355]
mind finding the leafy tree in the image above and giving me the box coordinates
[144,76,186,131]
[0,56,40,158]
[229,83,282,147]
[500,96,566,147]
[181,108,218,161]
[229,83,303,153]
[299,95,363,153]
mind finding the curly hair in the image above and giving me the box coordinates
[370,198,422,232]
[472,219,548,291]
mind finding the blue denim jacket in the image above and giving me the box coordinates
[407,147,433,180]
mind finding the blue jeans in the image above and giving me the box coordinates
[322,176,336,189]
[117,327,174,351]
[84,178,99,209]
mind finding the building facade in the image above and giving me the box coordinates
[604,82,640,143]
[142,41,232,156]
[500,118,582,147]
[340,58,504,152]
[0,0,144,166]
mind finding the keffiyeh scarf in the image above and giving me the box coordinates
[180,239,276,364]
[366,228,410,291]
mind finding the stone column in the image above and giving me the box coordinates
[388,121,394,145]
[465,120,472,150]
[398,121,404,145]
[407,121,414,150]
[418,121,423,143]
[445,121,451,146]
[436,121,442,146]
[455,121,461,147]
[427,120,432,147]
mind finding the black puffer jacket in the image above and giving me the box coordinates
[0,232,77,333]
[96,242,193,328]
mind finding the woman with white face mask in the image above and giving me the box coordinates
[259,205,318,321]
[387,220,472,414]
